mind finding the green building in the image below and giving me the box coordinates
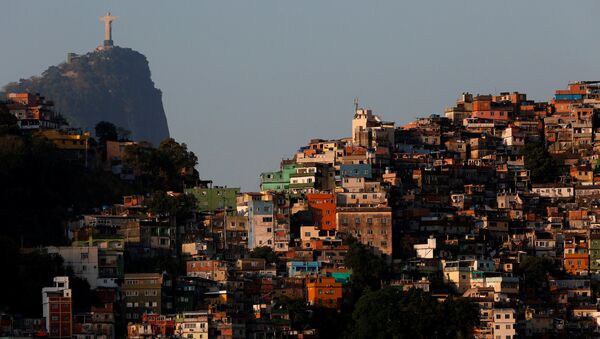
[185,186,240,213]
[260,162,296,192]
[589,234,600,273]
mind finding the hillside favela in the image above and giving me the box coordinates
[5,5,600,339]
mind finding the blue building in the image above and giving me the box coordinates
[340,164,372,179]
[287,261,321,277]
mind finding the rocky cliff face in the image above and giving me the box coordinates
[3,47,170,145]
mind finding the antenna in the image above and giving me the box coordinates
[353,98,359,112]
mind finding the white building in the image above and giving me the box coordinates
[175,312,210,339]
[531,184,574,199]
[414,237,436,259]
[46,246,99,289]
[42,276,72,337]
[492,308,516,339]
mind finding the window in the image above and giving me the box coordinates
[267,228,272,233]
[263,217,273,223]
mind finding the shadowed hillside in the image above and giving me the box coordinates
[3,47,170,145]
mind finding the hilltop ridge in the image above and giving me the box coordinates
[3,47,170,145]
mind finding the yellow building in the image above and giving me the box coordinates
[39,129,92,150]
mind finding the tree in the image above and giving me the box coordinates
[249,246,279,264]
[95,121,118,161]
[117,126,132,141]
[95,121,118,146]
[124,139,199,192]
[148,191,196,223]
[0,131,129,246]
[69,275,101,313]
[521,141,557,183]
[517,256,555,301]
[157,138,199,189]
[344,236,388,302]
[274,298,348,338]
[0,104,19,135]
[351,287,478,339]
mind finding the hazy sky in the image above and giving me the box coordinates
[2,1,600,190]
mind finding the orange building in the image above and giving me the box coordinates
[471,95,512,121]
[306,193,336,231]
[564,237,589,275]
[306,276,342,310]
[5,92,62,130]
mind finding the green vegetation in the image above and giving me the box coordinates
[95,121,118,146]
[0,106,197,246]
[351,287,478,339]
[249,246,279,264]
[124,138,199,192]
[517,256,556,301]
[0,236,98,316]
[344,236,388,302]
[274,298,349,339]
[0,131,129,245]
[148,190,197,223]
[521,141,557,183]
[95,121,118,161]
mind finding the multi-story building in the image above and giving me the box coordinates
[186,260,229,281]
[174,312,210,339]
[246,193,275,250]
[589,231,600,274]
[336,207,392,259]
[5,92,63,130]
[351,107,394,148]
[492,309,516,339]
[306,276,343,310]
[185,186,240,213]
[122,273,170,322]
[42,276,72,339]
[564,236,589,275]
[306,193,336,231]
[260,161,296,192]
[46,246,100,289]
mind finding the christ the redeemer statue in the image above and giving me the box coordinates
[99,12,117,48]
